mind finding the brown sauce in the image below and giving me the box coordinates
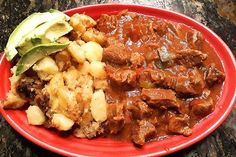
[98,11,225,145]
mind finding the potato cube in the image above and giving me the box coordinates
[32,56,59,81]
[33,56,59,74]
[82,28,107,45]
[89,61,106,79]
[77,14,97,27]
[70,15,86,33]
[26,105,46,125]
[46,73,64,95]
[93,79,108,90]
[3,91,27,109]
[77,61,90,75]
[76,39,86,46]
[50,96,60,112]
[63,66,80,89]
[57,86,77,109]
[70,13,96,33]
[90,90,107,122]
[3,67,27,109]
[67,41,86,63]
[57,36,70,44]
[81,78,93,101]
[81,41,103,62]
[51,113,74,131]
[10,66,22,87]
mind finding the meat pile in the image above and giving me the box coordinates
[96,11,225,145]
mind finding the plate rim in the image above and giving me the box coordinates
[1,3,236,157]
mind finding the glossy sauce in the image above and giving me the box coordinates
[97,11,225,143]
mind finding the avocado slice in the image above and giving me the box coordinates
[5,11,69,61]
[16,42,69,76]
[18,18,72,55]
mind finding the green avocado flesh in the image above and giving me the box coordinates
[18,18,72,55]
[16,43,69,76]
[5,11,69,61]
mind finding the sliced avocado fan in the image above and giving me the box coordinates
[5,10,69,61]
[17,18,72,55]
[16,42,69,76]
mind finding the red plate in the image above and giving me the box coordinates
[0,4,236,156]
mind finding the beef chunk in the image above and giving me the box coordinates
[144,49,159,62]
[168,114,192,136]
[175,69,205,96]
[149,69,176,87]
[137,43,159,63]
[145,68,205,96]
[106,65,137,87]
[122,15,161,43]
[103,40,131,65]
[173,49,207,67]
[158,48,207,68]
[106,103,125,134]
[97,14,118,33]
[16,77,44,100]
[152,19,171,36]
[190,98,214,117]
[130,52,145,68]
[132,120,157,145]
[127,99,153,119]
[141,88,179,109]
[138,70,156,89]
[186,30,204,50]
[205,64,225,87]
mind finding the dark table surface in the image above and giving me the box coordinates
[0,0,235,156]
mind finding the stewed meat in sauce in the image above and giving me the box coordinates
[96,11,225,145]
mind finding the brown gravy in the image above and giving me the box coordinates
[96,11,225,145]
